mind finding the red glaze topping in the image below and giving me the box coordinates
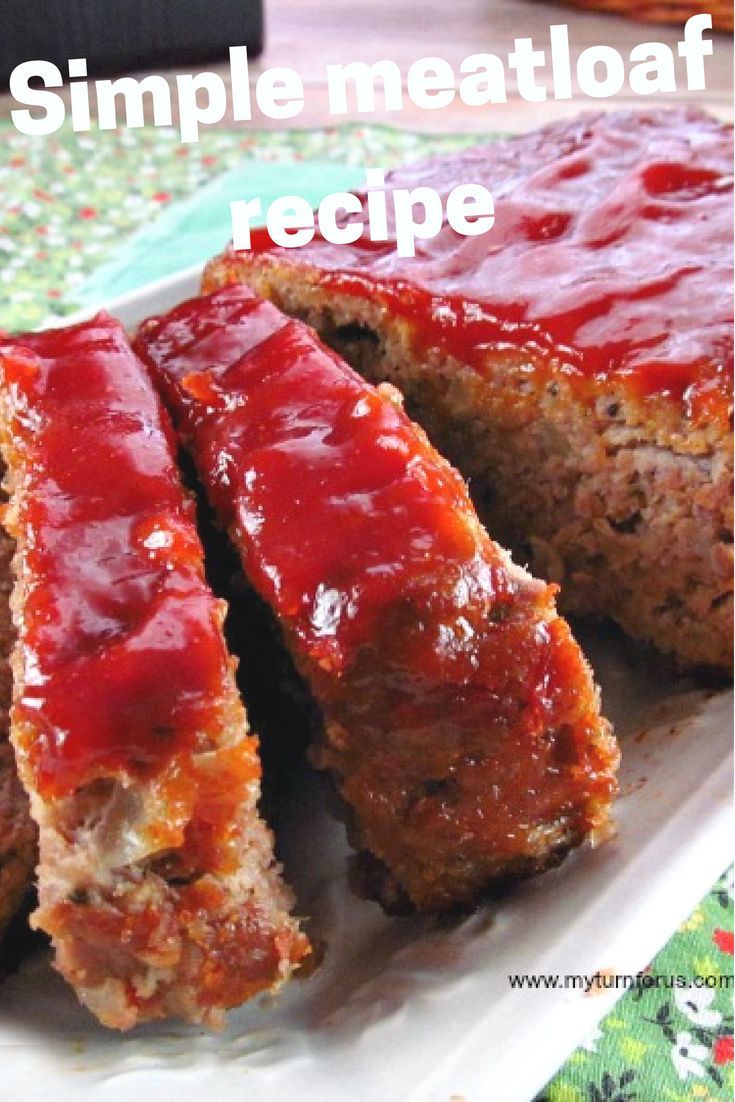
[136,287,617,910]
[0,315,233,797]
[241,109,733,420]
[136,286,515,669]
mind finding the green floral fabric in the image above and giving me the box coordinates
[0,121,473,329]
[0,120,732,1101]
[538,868,734,1102]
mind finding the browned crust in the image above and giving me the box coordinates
[308,541,619,913]
[0,508,36,946]
[202,254,733,672]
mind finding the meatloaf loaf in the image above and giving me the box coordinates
[0,315,308,1028]
[203,107,733,671]
[135,285,619,914]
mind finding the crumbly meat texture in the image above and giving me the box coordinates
[135,285,619,914]
[0,316,309,1029]
[0,515,36,943]
[202,108,733,671]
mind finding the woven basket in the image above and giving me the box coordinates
[561,0,732,32]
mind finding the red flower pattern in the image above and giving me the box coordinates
[713,928,734,955]
[713,1035,734,1065]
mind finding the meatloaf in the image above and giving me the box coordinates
[0,315,309,1028]
[135,285,619,914]
[0,517,36,943]
[203,107,733,671]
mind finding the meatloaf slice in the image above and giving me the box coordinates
[1,515,36,943]
[0,315,308,1029]
[135,285,619,914]
[203,107,733,671]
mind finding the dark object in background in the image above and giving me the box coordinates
[0,891,43,984]
[0,0,264,87]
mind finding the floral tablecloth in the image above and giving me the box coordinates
[0,120,733,1102]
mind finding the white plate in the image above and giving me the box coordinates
[3,268,732,1102]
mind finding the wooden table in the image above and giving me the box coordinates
[1,0,731,130]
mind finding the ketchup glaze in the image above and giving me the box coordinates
[243,109,733,419]
[0,315,233,797]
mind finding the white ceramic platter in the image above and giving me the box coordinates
[1,266,732,1102]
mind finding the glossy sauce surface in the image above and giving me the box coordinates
[244,109,733,419]
[0,316,231,797]
[137,286,514,669]
[136,287,618,910]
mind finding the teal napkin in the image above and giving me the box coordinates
[74,159,365,306]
